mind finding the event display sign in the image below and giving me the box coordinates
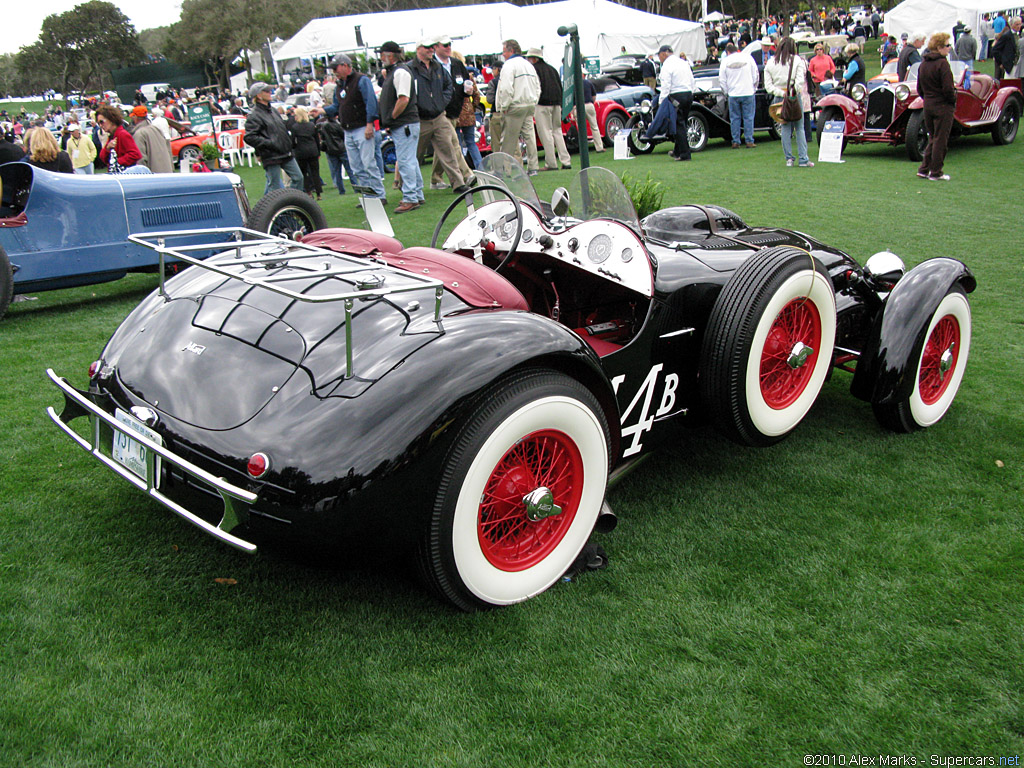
[187,103,214,136]
[818,120,846,163]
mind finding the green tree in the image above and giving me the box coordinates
[15,1,144,95]
[168,0,324,87]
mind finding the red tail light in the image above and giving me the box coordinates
[247,452,270,478]
[88,360,103,378]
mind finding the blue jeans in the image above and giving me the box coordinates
[456,124,483,169]
[374,129,385,178]
[391,122,424,204]
[782,116,810,164]
[344,128,386,199]
[326,153,350,194]
[264,157,303,195]
[728,95,756,144]
[73,165,94,175]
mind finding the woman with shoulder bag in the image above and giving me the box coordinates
[765,36,814,167]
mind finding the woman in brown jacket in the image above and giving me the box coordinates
[915,32,957,181]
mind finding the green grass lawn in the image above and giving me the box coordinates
[3,79,1024,765]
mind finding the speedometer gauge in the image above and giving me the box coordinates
[587,234,613,264]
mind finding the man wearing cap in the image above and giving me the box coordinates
[322,54,387,200]
[658,44,695,160]
[496,39,541,173]
[379,41,424,213]
[954,26,977,70]
[431,36,477,189]
[66,122,97,174]
[244,81,304,193]
[410,36,472,194]
[128,105,174,173]
[527,47,571,171]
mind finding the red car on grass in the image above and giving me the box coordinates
[816,61,1023,160]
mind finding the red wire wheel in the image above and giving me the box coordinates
[477,429,583,571]
[759,298,822,410]
[917,314,960,406]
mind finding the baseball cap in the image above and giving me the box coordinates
[248,82,271,100]
[330,54,353,68]
[418,35,439,48]
[380,41,402,54]
[130,105,148,118]
[658,44,673,53]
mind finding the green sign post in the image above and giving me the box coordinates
[583,57,601,76]
[558,24,590,170]
[187,103,214,136]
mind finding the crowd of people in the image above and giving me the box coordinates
[3,7,1024,202]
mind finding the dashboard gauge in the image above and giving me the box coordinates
[587,234,613,264]
[522,229,534,242]
[620,247,633,263]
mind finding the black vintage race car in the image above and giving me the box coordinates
[627,66,780,154]
[48,154,974,611]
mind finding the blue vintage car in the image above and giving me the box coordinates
[0,162,326,319]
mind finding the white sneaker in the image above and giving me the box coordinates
[928,173,951,181]
[430,182,450,190]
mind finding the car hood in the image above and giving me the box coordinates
[111,258,446,430]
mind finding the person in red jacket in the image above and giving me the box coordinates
[95,104,142,174]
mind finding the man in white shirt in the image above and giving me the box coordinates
[496,39,541,174]
[657,45,695,160]
[719,41,759,148]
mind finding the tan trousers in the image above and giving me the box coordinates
[584,103,604,151]
[431,116,473,185]
[418,114,466,188]
[534,104,570,168]
[488,113,504,153]
[500,105,539,172]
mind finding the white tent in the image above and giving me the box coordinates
[274,0,706,66]
[273,3,522,61]
[511,0,707,64]
[701,11,732,22]
[883,0,1016,39]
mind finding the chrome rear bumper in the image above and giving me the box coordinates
[46,369,259,554]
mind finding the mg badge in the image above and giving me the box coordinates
[182,341,207,356]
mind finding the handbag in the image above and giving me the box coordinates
[781,57,803,122]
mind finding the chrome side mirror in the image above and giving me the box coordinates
[864,251,906,286]
[551,187,570,218]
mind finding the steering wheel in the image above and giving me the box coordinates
[430,184,524,274]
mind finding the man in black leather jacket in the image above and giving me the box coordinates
[243,82,303,194]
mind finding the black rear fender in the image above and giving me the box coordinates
[850,258,975,405]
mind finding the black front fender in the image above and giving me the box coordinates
[850,257,975,405]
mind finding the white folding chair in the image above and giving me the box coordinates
[217,132,242,167]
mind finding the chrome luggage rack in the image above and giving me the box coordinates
[129,227,445,379]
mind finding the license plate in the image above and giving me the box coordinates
[112,409,163,486]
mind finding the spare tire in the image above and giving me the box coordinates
[246,188,328,239]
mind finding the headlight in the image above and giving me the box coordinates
[894,83,911,101]
[639,98,652,114]
[851,83,867,101]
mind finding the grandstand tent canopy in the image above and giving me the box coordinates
[273,0,707,65]
[883,0,1017,39]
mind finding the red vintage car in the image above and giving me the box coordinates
[816,61,1023,161]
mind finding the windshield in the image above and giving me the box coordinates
[478,153,542,209]
[566,167,639,228]
[477,153,637,228]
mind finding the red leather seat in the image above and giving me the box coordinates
[969,74,996,103]
[383,247,529,311]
